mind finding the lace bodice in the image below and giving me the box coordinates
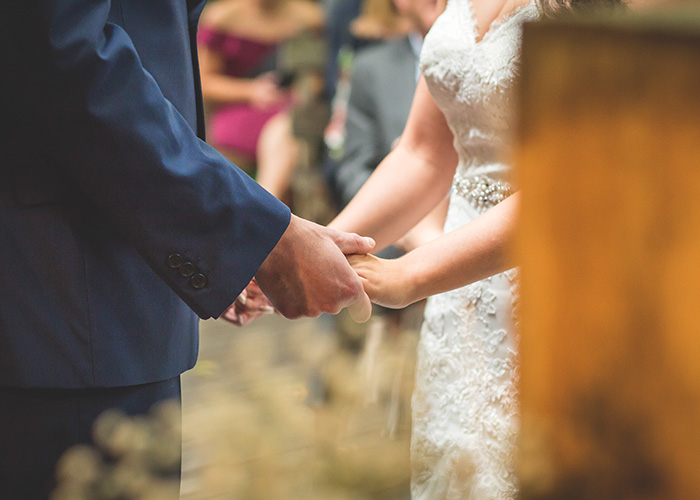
[410,1,539,499]
[420,0,538,184]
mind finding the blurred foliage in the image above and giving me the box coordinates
[54,311,421,500]
[51,402,181,500]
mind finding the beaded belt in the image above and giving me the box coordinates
[452,174,513,210]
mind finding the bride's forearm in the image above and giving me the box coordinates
[330,77,458,251]
[401,193,520,303]
[330,145,453,251]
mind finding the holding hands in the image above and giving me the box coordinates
[223,215,376,325]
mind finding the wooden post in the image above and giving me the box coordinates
[514,9,700,500]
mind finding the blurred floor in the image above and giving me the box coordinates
[181,307,423,500]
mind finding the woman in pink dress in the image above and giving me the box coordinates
[198,0,323,199]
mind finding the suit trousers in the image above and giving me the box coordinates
[0,377,181,500]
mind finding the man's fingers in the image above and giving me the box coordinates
[257,215,376,319]
[333,231,375,256]
[347,290,372,323]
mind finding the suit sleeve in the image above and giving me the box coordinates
[6,0,290,319]
[334,56,382,207]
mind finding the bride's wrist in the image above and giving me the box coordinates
[397,251,430,307]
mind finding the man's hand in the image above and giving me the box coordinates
[254,215,374,322]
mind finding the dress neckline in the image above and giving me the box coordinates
[464,0,536,44]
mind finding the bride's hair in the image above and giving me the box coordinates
[538,0,626,17]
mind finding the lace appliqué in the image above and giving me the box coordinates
[413,273,521,500]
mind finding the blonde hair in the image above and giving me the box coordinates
[538,0,626,17]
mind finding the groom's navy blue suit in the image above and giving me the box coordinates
[1,0,290,496]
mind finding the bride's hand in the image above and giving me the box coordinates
[347,254,418,310]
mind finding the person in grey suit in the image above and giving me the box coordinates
[332,0,445,251]
[333,34,419,206]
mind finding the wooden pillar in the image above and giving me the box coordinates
[514,9,700,500]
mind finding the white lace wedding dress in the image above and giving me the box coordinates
[411,1,539,498]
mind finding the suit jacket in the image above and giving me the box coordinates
[333,37,419,207]
[0,0,290,388]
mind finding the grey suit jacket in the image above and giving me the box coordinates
[334,37,419,207]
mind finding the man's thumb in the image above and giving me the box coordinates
[347,290,372,323]
[334,231,375,255]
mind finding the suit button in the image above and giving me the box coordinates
[179,262,196,277]
[190,273,208,289]
[167,253,184,269]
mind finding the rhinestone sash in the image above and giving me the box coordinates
[452,174,513,210]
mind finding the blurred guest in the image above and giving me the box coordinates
[321,0,363,100]
[198,0,322,199]
[331,0,445,253]
[322,0,411,167]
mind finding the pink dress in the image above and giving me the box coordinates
[198,26,289,161]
